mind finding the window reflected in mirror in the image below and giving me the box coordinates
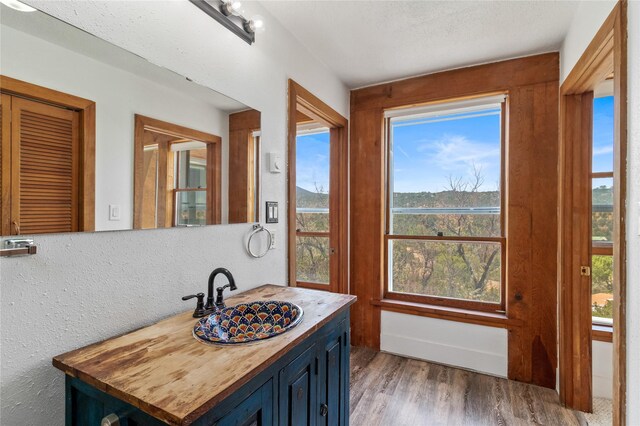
[134,115,221,230]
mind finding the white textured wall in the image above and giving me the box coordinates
[380,311,508,377]
[0,1,349,425]
[1,23,230,231]
[559,0,616,81]
[626,1,640,422]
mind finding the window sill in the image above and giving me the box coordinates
[592,325,613,343]
[371,298,521,329]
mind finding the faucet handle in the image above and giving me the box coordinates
[182,292,207,318]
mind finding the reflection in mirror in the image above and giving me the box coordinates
[133,115,222,229]
[0,3,260,235]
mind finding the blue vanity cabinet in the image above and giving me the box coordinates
[316,319,349,426]
[60,305,352,426]
[66,377,165,426]
[214,380,274,426]
[278,345,318,426]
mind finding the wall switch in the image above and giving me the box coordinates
[109,204,121,221]
[269,230,276,250]
[266,201,278,223]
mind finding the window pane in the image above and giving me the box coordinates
[389,239,501,304]
[176,190,207,226]
[390,105,502,237]
[296,236,330,284]
[592,255,613,323]
[592,96,614,173]
[296,129,330,232]
[592,178,613,243]
[177,147,207,189]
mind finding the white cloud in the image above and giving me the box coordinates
[593,146,613,156]
[425,134,500,169]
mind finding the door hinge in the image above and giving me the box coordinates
[580,266,591,277]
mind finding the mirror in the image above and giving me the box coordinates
[0,4,261,235]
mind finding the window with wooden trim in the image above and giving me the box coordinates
[133,114,221,229]
[591,94,614,326]
[295,125,331,284]
[385,95,506,312]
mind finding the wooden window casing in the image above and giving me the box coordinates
[0,75,95,235]
[350,53,560,391]
[287,80,349,295]
[133,114,221,229]
[383,98,507,314]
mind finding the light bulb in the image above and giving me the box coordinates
[0,0,37,12]
[252,16,264,30]
[244,14,265,34]
[220,0,241,16]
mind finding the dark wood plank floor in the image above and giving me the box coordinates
[350,347,586,425]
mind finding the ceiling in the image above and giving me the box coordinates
[259,1,580,89]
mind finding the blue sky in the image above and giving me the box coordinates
[391,108,501,193]
[295,96,614,194]
[592,96,614,175]
[296,130,330,193]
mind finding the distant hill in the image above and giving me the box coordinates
[296,185,613,209]
[393,190,500,208]
[297,186,329,208]
[592,185,613,205]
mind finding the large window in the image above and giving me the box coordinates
[591,95,614,326]
[385,95,506,312]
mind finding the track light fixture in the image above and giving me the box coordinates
[190,0,264,45]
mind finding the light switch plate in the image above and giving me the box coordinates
[109,204,121,221]
[266,201,278,223]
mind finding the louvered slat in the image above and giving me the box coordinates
[13,97,79,234]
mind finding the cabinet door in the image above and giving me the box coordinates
[216,380,273,426]
[279,345,317,426]
[317,319,349,426]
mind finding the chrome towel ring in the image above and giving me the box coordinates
[247,224,273,258]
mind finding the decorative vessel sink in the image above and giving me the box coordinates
[193,300,304,345]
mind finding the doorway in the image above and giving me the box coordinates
[559,2,627,422]
[287,80,348,294]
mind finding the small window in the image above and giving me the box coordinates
[295,126,331,284]
[174,142,208,227]
[385,95,506,312]
[591,95,614,326]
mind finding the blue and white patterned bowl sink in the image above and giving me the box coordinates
[193,300,304,345]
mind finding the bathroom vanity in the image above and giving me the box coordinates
[52,285,356,425]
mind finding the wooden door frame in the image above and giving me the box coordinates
[558,1,627,420]
[133,114,222,229]
[0,75,95,233]
[287,80,348,294]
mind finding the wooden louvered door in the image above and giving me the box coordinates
[4,96,80,234]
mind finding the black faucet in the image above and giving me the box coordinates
[183,268,238,318]
[206,267,237,311]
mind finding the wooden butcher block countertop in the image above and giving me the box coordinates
[53,285,356,425]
